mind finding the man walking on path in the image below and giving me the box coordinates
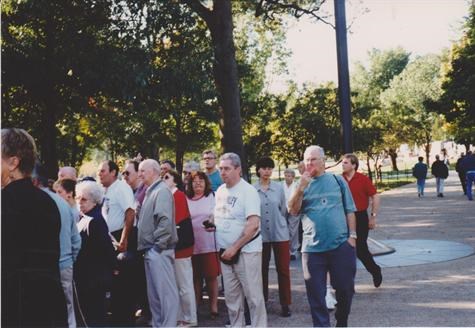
[455,153,467,195]
[214,152,267,327]
[289,145,357,327]
[342,154,382,288]
[412,156,429,197]
[431,155,449,197]
[461,151,475,201]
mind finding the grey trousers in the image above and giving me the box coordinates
[144,248,179,327]
[287,214,301,256]
[221,252,267,327]
[60,266,76,328]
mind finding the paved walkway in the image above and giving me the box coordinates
[197,171,475,327]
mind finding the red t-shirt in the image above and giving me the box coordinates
[174,190,194,259]
[343,172,377,211]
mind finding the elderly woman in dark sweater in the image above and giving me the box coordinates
[75,181,115,327]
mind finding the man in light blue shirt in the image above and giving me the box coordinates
[289,145,357,327]
[33,164,81,328]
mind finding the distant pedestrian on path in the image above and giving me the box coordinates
[431,155,449,197]
[455,153,467,195]
[342,154,382,288]
[460,151,475,201]
[289,145,357,327]
[412,157,428,197]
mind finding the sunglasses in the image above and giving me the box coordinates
[122,171,130,176]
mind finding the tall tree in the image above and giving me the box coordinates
[351,47,410,171]
[381,54,444,165]
[434,4,475,151]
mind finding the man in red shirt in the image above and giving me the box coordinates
[342,153,382,288]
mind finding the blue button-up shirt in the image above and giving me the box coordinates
[253,180,289,242]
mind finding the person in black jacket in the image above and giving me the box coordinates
[1,128,67,327]
[74,181,115,327]
[431,155,449,197]
[455,153,467,195]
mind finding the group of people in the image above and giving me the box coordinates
[412,151,475,200]
[3,127,386,328]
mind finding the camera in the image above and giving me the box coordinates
[202,220,216,229]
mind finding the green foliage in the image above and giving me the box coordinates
[435,5,475,147]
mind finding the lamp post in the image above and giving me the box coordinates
[334,0,353,154]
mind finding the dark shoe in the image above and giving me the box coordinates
[336,320,348,327]
[373,270,383,288]
[290,254,296,261]
[440,193,444,197]
[281,305,291,317]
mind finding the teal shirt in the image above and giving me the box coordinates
[301,173,356,253]
[207,170,223,192]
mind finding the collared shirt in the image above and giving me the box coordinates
[253,180,289,242]
[214,179,262,252]
[343,172,376,212]
[102,179,136,233]
[300,173,356,253]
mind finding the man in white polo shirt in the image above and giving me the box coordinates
[97,160,137,326]
[215,152,267,327]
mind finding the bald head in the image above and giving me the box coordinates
[58,166,77,181]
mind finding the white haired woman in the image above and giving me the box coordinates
[75,181,115,327]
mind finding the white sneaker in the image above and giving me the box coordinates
[325,287,337,310]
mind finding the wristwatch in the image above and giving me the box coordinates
[349,231,357,239]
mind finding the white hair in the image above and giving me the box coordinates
[141,159,160,174]
[75,181,104,205]
[220,152,241,168]
[304,145,325,160]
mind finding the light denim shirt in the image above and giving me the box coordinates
[253,180,289,242]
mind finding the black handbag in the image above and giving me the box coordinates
[218,232,260,265]
[176,217,195,250]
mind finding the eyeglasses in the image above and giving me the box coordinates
[122,171,130,176]
[184,171,191,175]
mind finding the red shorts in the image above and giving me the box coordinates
[192,252,221,279]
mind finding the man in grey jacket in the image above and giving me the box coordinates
[137,159,178,327]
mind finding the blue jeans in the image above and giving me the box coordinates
[302,242,356,327]
[466,171,475,200]
[417,178,426,195]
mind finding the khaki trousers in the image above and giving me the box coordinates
[221,252,267,327]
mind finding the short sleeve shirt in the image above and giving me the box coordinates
[343,172,376,211]
[214,179,262,252]
[301,173,356,253]
[102,179,136,233]
[187,193,217,254]
[253,181,289,242]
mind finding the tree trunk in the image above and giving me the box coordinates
[425,142,431,166]
[208,0,247,178]
[366,154,373,182]
[388,148,399,171]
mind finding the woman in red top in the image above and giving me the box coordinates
[163,170,197,326]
